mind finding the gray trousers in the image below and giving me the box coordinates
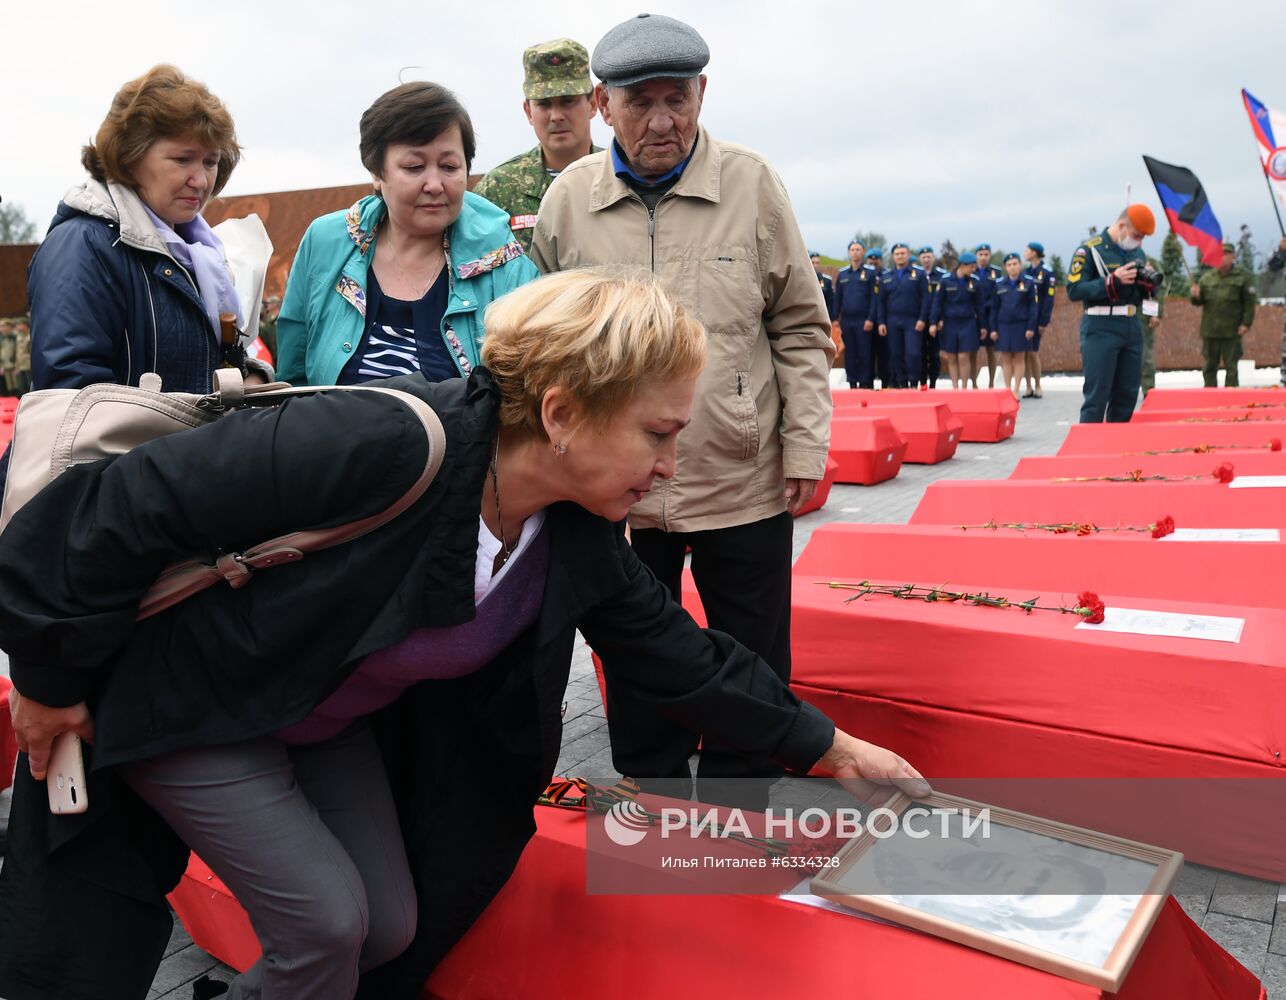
[121,724,417,999]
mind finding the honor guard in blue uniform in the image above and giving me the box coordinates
[918,246,948,388]
[991,252,1040,398]
[865,248,891,386]
[877,243,930,388]
[810,252,835,318]
[1021,241,1056,398]
[1068,205,1159,422]
[834,240,880,388]
[929,251,986,389]
[972,243,1002,388]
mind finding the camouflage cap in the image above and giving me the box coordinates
[523,38,592,100]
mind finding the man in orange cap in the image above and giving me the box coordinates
[1066,204,1160,421]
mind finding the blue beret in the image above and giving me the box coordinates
[1003,252,1020,263]
[592,14,710,87]
[891,242,909,252]
[958,251,977,264]
[1027,241,1044,255]
[848,239,864,250]
[809,250,820,258]
[975,243,991,252]
[867,249,883,258]
[917,245,934,255]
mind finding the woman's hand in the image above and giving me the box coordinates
[813,728,930,801]
[9,689,95,781]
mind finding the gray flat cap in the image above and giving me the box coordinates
[591,13,710,87]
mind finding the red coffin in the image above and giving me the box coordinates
[168,814,1265,1000]
[832,402,962,464]
[794,456,839,516]
[787,576,1286,879]
[909,479,1286,531]
[1140,387,1286,410]
[0,397,16,452]
[828,416,906,485]
[833,388,1017,442]
[1058,422,1285,455]
[1011,452,1286,480]
[1131,408,1286,424]
[0,677,16,792]
[791,523,1286,610]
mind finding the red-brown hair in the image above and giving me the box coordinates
[81,64,241,195]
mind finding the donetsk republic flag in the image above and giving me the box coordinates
[1242,88,1286,213]
[1142,155,1224,267]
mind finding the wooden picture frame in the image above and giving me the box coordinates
[810,791,1182,991]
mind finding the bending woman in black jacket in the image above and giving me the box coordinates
[0,271,926,1000]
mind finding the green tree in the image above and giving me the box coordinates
[0,202,37,243]
[1050,253,1066,284]
[852,230,886,256]
[938,239,958,270]
[1159,231,1186,292]
[1236,224,1256,272]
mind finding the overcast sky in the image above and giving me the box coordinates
[4,0,1286,264]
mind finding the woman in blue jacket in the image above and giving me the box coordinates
[276,83,538,387]
[990,253,1040,399]
[26,65,266,395]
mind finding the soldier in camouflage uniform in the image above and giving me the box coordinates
[0,317,15,395]
[13,316,31,395]
[1190,241,1257,388]
[472,38,601,253]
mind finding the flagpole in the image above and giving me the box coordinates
[1261,165,1286,237]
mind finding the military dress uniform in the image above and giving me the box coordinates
[1023,262,1056,349]
[834,262,880,388]
[973,261,1002,382]
[1191,262,1256,387]
[991,274,1040,352]
[930,271,986,355]
[1067,229,1151,422]
[878,261,930,388]
[920,261,948,386]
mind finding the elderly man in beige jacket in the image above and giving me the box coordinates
[532,13,834,810]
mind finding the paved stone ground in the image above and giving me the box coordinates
[3,372,1282,996]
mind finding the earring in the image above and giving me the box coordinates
[553,441,568,458]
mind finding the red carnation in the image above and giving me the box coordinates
[1076,591,1106,624]
[1213,463,1235,483]
[1271,439,1282,452]
[919,384,929,392]
[861,400,869,407]
[1151,515,1175,539]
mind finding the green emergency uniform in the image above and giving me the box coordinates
[1066,229,1151,423]
[473,143,601,253]
[1191,266,1256,387]
[13,323,30,395]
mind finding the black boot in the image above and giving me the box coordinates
[192,976,229,999]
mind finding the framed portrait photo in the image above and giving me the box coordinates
[810,791,1182,991]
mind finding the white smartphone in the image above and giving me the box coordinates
[46,732,89,815]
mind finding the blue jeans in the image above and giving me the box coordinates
[1079,322,1142,423]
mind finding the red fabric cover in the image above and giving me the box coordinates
[1141,388,1286,411]
[0,397,15,452]
[834,402,963,464]
[167,813,1263,999]
[0,677,15,792]
[1058,422,1286,455]
[791,523,1286,610]
[828,416,906,485]
[833,388,1018,442]
[795,456,840,516]
[792,689,1286,880]
[1131,409,1286,424]
[1011,453,1286,479]
[909,479,1286,530]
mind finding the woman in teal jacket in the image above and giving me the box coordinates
[277,82,537,386]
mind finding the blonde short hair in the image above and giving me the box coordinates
[482,270,705,438]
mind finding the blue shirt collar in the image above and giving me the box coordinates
[612,136,698,188]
